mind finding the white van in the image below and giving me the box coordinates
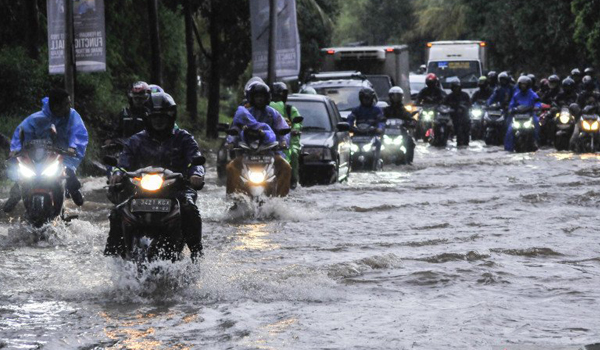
[426,41,488,96]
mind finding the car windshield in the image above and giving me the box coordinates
[427,60,481,89]
[314,86,361,112]
[288,100,332,132]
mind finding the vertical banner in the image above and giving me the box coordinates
[250,0,301,79]
[47,0,106,74]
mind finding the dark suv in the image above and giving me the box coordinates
[302,78,375,120]
[287,94,352,186]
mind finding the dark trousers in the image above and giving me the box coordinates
[452,114,471,146]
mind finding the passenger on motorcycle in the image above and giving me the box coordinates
[554,77,579,107]
[269,82,302,189]
[472,76,493,103]
[383,86,416,164]
[505,76,541,151]
[443,79,472,147]
[104,92,205,260]
[107,81,150,143]
[416,73,447,105]
[487,71,498,91]
[4,88,88,212]
[487,71,515,109]
[225,82,291,197]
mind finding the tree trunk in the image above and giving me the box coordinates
[205,4,221,139]
[184,0,198,122]
[147,0,163,86]
[24,0,40,59]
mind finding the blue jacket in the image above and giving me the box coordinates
[118,129,204,178]
[487,86,516,108]
[229,105,289,145]
[10,97,88,170]
[509,89,541,112]
[347,105,385,130]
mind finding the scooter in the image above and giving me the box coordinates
[350,123,383,171]
[428,105,453,148]
[553,106,575,151]
[512,105,537,153]
[572,106,600,153]
[381,118,414,165]
[470,103,486,140]
[483,103,505,146]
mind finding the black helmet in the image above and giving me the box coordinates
[358,87,376,107]
[498,71,510,86]
[517,76,531,91]
[271,82,289,103]
[449,78,462,92]
[548,74,560,84]
[562,77,575,92]
[582,75,595,91]
[585,67,595,76]
[146,92,177,136]
[487,71,498,83]
[247,82,271,108]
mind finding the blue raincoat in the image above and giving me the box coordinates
[504,89,541,151]
[487,86,516,108]
[10,97,88,172]
[228,105,289,146]
[347,105,386,130]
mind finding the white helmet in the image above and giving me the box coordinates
[388,86,404,95]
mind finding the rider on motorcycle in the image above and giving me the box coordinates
[348,87,386,131]
[576,75,600,111]
[487,71,515,109]
[225,81,291,197]
[584,67,600,91]
[383,86,416,164]
[554,77,579,107]
[570,68,583,92]
[416,73,447,105]
[105,92,205,260]
[472,76,493,103]
[443,79,472,147]
[505,76,541,151]
[487,71,498,91]
[269,82,302,189]
[4,88,88,212]
[541,75,561,104]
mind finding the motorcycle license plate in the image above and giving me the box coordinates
[245,155,273,164]
[131,199,171,213]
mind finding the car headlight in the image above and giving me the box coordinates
[523,120,533,129]
[41,160,61,177]
[140,174,164,191]
[471,109,483,118]
[18,163,36,179]
[362,144,372,152]
[559,113,571,124]
[248,170,266,184]
[350,144,359,153]
[583,120,591,131]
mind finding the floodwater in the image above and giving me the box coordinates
[1,141,600,350]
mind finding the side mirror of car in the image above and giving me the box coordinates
[191,155,206,166]
[292,116,304,124]
[336,122,350,132]
[278,128,291,136]
[217,123,230,133]
[226,128,239,136]
[103,155,118,167]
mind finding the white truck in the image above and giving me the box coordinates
[425,41,488,97]
[319,45,411,104]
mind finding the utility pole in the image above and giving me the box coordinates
[64,0,76,102]
[267,0,277,86]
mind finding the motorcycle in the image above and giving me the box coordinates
[350,123,383,171]
[428,105,453,148]
[470,103,486,140]
[572,106,600,153]
[12,127,76,228]
[553,106,575,151]
[418,105,437,142]
[381,118,414,165]
[483,104,505,146]
[104,155,205,265]
[511,105,537,153]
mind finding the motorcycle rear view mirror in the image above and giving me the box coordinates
[191,155,206,166]
[292,116,304,124]
[278,128,291,136]
[336,122,350,132]
[103,155,118,167]
[226,128,239,136]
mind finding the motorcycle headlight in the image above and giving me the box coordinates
[471,109,483,118]
[592,121,599,131]
[248,170,266,184]
[140,174,164,191]
[559,113,571,124]
[362,144,372,152]
[18,163,36,179]
[383,135,392,144]
[523,120,534,129]
[583,120,591,131]
[400,146,407,153]
[41,160,61,177]
[380,145,386,151]
[423,111,434,121]
[350,144,359,153]
[513,121,521,129]
[393,136,403,145]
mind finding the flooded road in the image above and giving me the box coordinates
[1,140,600,349]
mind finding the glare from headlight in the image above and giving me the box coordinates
[400,146,407,153]
[140,174,164,191]
[393,136,403,145]
[471,109,483,118]
[248,170,266,184]
[583,120,591,131]
[559,113,571,124]
[362,144,372,152]
[18,163,36,179]
[513,121,521,129]
[350,144,359,152]
[41,160,60,177]
[380,145,386,151]
[523,120,533,129]
[383,135,392,144]
[592,121,599,131]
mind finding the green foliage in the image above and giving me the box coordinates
[297,0,338,78]
[573,0,600,67]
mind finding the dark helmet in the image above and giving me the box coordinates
[517,76,531,91]
[585,67,595,76]
[478,76,488,88]
[128,81,151,107]
[247,82,271,108]
[425,73,438,88]
[498,71,510,86]
[527,74,536,87]
[358,87,376,106]
[244,77,266,100]
[271,82,289,102]
[539,78,549,93]
[449,78,462,92]
[146,92,177,135]
[562,77,575,92]
[582,75,595,91]
[487,71,498,83]
[548,74,560,84]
